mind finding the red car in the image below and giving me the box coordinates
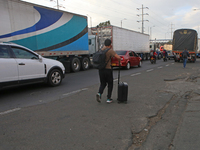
[111,50,142,69]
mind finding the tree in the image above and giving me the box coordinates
[97,20,111,27]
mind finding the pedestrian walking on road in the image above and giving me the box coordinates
[96,39,121,104]
[182,48,190,68]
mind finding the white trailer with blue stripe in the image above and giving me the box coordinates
[0,0,90,72]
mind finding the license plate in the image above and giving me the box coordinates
[112,63,116,66]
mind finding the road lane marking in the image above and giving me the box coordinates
[171,63,174,65]
[131,73,141,76]
[158,66,163,69]
[146,69,154,72]
[0,108,21,115]
[113,79,118,82]
[166,64,169,67]
[63,88,88,96]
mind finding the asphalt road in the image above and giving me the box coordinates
[0,59,173,112]
[1,58,200,150]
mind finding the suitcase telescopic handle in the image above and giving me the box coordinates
[118,61,120,84]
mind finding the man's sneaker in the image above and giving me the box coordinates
[96,93,101,103]
[106,99,113,104]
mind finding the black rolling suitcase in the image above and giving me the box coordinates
[117,66,128,104]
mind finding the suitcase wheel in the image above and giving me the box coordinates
[118,101,127,104]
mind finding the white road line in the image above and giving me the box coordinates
[63,88,88,96]
[0,108,21,115]
[171,63,174,65]
[166,64,169,67]
[113,79,118,82]
[146,69,154,72]
[158,66,163,69]
[131,73,141,76]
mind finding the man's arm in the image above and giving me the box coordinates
[114,54,121,61]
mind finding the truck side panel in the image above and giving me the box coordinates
[0,0,89,54]
[112,26,149,53]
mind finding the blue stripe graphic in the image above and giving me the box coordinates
[11,15,88,51]
[52,33,89,51]
[0,6,63,39]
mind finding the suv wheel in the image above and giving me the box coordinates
[48,69,63,86]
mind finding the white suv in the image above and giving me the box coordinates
[0,42,65,89]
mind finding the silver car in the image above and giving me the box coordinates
[167,51,175,60]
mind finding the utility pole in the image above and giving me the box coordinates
[170,23,175,39]
[137,4,149,33]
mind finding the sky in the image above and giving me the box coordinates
[22,0,200,40]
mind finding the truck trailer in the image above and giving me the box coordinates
[89,26,150,60]
[0,0,90,72]
[172,29,198,63]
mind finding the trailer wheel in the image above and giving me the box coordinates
[71,57,80,72]
[147,54,150,60]
[143,54,146,60]
[81,57,90,70]
[48,69,63,86]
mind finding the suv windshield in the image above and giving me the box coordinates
[115,51,127,55]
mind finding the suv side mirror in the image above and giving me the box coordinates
[38,55,43,62]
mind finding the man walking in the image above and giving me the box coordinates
[182,48,190,68]
[96,39,121,104]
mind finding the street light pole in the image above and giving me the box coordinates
[87,14,92,28]
[50,0,66,10]
[121,18,127,28]
[193,8,200,35]
[150,26,155,40]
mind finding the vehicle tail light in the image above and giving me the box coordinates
[120,56,124,61]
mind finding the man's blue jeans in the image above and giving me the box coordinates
[183,58,187,68]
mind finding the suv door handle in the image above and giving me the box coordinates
[19,63,25,65]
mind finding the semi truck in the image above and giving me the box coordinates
[0,0,90,72]
[89,26,150,60]
[172,29,198,63]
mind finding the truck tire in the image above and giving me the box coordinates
[126,62,130,70]
[48,69,63,86]
[147,54,150,60]
[71,57,81,72]
[143,54,146,60]
[193,57,196,63]
[81,57,90,70]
